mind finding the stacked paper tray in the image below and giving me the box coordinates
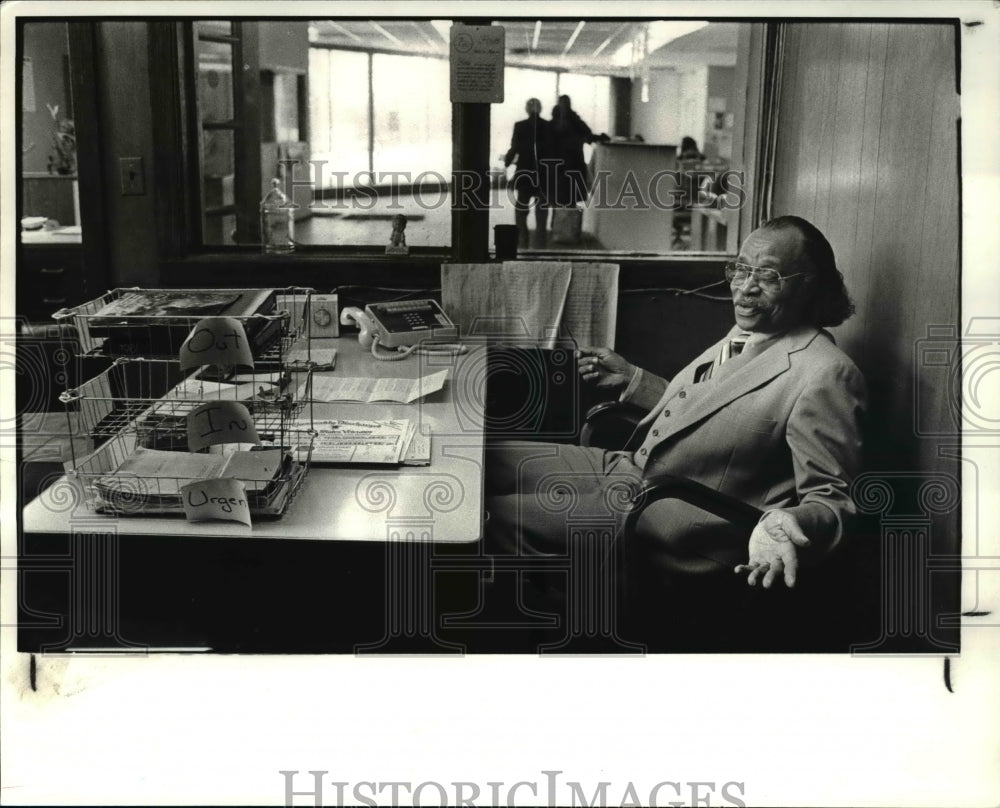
[58,357,315,518]
[60,357,311,453]
[67,428,314,519]
[51,286,312,362]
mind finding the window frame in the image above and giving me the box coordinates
[148,18,777,270]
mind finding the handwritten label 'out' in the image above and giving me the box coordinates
[181,477,252,526]
[179,316,255,371]
[186,401,259,452]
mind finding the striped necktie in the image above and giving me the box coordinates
[698,332,752,382]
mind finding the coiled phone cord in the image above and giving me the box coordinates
[370,336,468,361]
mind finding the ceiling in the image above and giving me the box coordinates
[308,20,740,74]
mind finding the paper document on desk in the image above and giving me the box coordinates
[442,261,618,348]
[302,419,414,464]
[442,262,571,346]
[96,447,283,497]
[401,429,431,465]
[301,370,448,403]
[561,262,619,347]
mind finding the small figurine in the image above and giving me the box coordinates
[386,214,409,255]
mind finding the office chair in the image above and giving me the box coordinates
[580,400,877,653]
[670,158,703,251]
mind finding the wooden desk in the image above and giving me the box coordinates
[16,338,494,652]
[21,338,486,543]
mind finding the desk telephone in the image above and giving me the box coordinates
[340,299,464,360]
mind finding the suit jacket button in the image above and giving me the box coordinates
[652,429,659,437]
[679,391,687,398]
[639,448,647,455]
[663,410,670,417]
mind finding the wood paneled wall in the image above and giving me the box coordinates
[771,22,960,646]
[772,22,959,469]
[95,22,160,286]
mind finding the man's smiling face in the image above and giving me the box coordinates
[730,226,810,334]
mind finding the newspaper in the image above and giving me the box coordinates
[299,419,417,464]
[301,370,448,403]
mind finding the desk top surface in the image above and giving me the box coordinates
[21,226,82,245]
[22,338,486,543]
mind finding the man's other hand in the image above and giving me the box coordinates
[576,347,635,393]
[733,509,811,588]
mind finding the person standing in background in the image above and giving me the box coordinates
[548,94,609,207]
[504,98,552,248]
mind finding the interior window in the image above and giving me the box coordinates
[20,22,81,243]
[488,20,740,254]
[303,27,453,249]
[188,18,742,255]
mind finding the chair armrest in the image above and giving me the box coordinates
[580,400,647,449]
[622,473,763,538]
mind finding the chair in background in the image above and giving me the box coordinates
[670,158,703,251]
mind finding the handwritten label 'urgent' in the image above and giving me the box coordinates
[181,477,252,526]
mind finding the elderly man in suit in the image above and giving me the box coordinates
[503,98,552,248]
[484,215,865,590]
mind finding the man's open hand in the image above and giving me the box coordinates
[734,509,811,588]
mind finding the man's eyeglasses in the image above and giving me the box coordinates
[724,262,806,289]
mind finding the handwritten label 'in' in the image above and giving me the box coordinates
[179,316,254,371]
[181,477,252,526]
[186,401,259,452]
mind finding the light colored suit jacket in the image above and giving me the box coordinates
[620,325,866,569]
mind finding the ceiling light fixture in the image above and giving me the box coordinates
[370,21,404,48]
[562,21,585,55]
[429,19,452,43]
[329,21,364,45]
[592,23,629,58]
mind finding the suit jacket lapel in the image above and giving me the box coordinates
[659,326,821,438]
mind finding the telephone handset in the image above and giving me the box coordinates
[340,300,464,361]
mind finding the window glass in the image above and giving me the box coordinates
[372,53,450,177]
[299,24,453,248]
[490,20,740,254]
[309,48,369,179]
[490,66,559,163]
[195,39,234,124]
[188,19,740,254]
[20,22,81,241]
[557,73,612,136]
[195,20,232,37]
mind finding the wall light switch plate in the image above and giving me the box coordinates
[119,157,145,195]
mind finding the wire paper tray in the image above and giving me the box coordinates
[51,286,313,362]
[66,425,316,519]
[59,357,313,455]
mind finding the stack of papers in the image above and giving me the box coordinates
[134,371,294,450]
[285,346,337,371]
[93,447,301,516]
[294,419,431,466]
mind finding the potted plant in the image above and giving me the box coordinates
[46,103,76,175]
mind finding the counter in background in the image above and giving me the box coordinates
[583,142,677,253]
